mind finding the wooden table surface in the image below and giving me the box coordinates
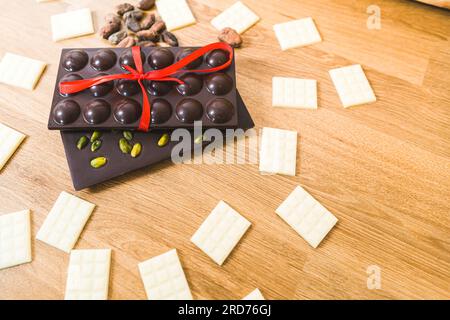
[0,0,449,300]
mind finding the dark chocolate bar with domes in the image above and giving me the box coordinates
[48,46,237,131]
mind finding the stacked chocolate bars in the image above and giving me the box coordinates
[48,44,254,190]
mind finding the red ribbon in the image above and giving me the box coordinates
[59,42,234,131]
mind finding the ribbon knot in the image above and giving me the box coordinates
[59,42,234,131]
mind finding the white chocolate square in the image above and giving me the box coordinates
[276,186,338,248]
[242,288,265,300]
[51,8,94,42]
[273,18,322,51]
[0,53,46,90]
[272,77,317,109]
[0,210,32,270]
[156,0,196,31]
[0,123,26,171]
[211,1,260,34]
[329,64,376,108]
[138,249,192,300]
[65,249,111,300]
[259,127,297,176]
[36,191,95,253]
[191,201,251,265]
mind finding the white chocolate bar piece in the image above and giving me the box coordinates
[276,186,338,248]
[259,127,297,176]
[242,288,265,300]
[51,8,94,42]
[273,17,322,51]
[272,77,317,109]
[36,191,95,252]
[0,210,32,270]
[211,1,260,34]
[0,53,46,90]
[156,0,196,31]
[65,249,111,300]
[0,123,26,171]
[191,201,251,265]
[329,64,376,108]
[138,249,193,300]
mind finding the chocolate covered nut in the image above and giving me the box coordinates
[108,30,128,45]
[99,22,121,40]
[137,40,157,47]
[205,73,233,95]
[140,13,155,30]
[218,27,242,48]
[136,29,159,42]
[91,49,117,71]
[206,98,234,123]
[117,36,136,48]
[114,98,141,124]
[62,50,89,72]
[176,73,202,96]
[151,99,172,124]
[54,100,81,125]
[206,49,229,67]
[119,49,145,70]
[177,48,202,69]
[83,99,111,124]
[148,48,174,69]
[115,3,134,16]
[138,0,155,10]
[161,31,178,47]
[59,74,83,97]
[175,98,203,123]
[90,73,114,97]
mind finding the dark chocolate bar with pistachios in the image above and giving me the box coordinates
[60,91,254,190]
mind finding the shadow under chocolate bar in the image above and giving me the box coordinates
[49,46,237,131]
[60,91,254,190]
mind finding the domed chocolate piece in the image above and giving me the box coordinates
[113,98,141,124]
[90,73,114,97]
[206,98,234,123]
[206,49,229,67]
[148,48,174,70]
[176,73,203,96]
[177,48,203,69]
[205,73,233,95]
[116,79,140,96]
[146,80,172,96]
[62,50,88,72]
[59,73,83,97]
[151,99,172,124]
[119,49,145,70]
[90,49,117,71]
[83,99,111,124]
[175,99,203,123]
[53,100,80,125]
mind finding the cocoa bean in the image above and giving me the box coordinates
[136,29,160,42]
[104,13,122,25]
[123,10,143,21]
[140,13,155,30]
[218,27,242,48]
[161,31,178,47]
[137,40,157,47]
[108,30,128,45]
[149,20,166,34]
[138,0,155,10]
[115,3,134,16]
[99,22,121,40]
[126,17,142,33]
[117,36,136,48]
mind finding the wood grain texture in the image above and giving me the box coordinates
[0,0,449,300]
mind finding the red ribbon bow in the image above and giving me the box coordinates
[59,42,234,131]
